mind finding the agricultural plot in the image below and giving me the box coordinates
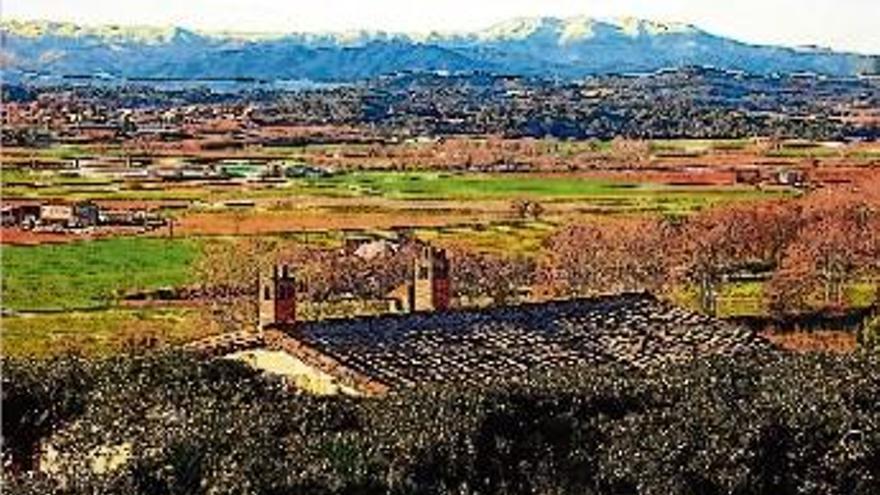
[297,172,632,199]
[0,237,206,357]
[673,281,878,318]
[290,172,788,205]
[417,221,556,255]
[2,308,209,358]
[1,237,199,311]
[3,164,792,206]
[174,203,503,236]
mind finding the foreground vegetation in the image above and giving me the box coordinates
[4,351,879,494]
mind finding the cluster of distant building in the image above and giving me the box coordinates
[1,200,167,231]
[9,154,336,183]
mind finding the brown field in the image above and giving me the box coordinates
[762,331,858,354]
[174,206,502,235]
[0,227,158,246]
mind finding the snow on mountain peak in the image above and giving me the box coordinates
[474,16,698,43]
[478,17,555,41]
[606,17,698,37]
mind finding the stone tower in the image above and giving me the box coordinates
[258,264,297,331]
[411,246,450,312]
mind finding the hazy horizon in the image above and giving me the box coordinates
[4,0,879,55]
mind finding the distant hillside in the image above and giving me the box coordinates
[2,17,877,82]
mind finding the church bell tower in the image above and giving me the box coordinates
[258,264,297,331]
[411,246,450,312]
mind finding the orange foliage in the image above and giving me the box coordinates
[536,217,670,298]
[763,331,857,354]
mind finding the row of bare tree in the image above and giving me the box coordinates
[537,192,879,316]
[194,183,880,331]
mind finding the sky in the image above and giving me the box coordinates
[4,0,879,54]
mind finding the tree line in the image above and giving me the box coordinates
[4,351,879,494]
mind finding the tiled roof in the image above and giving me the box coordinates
[273,293,773,389]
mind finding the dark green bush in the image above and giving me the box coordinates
[3,352,879,495]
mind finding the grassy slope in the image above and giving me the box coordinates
[2,237,199,311]
[1,308,206,358]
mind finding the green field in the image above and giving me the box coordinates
[417,221,557,255]
[292,172,775,201]
[649,138,749,152]
[338,172,628,198]
[2,171,792,218]
[1,308,205,358]
[298,172,635,199]
[2,237,199,311]
[2,238,203,358]
[673,280,877,318]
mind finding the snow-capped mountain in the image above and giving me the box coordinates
[2,17,876,82]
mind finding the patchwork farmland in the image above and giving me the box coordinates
[2,141,876,357]
[2,63,879,492]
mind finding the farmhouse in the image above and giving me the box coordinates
[38,201,100,228]
[193,247,772,395]
[2,200,169,233]
[1,202,41,227]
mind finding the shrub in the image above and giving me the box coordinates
[3,352,879,495]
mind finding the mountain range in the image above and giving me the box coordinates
[2,17,877,83]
